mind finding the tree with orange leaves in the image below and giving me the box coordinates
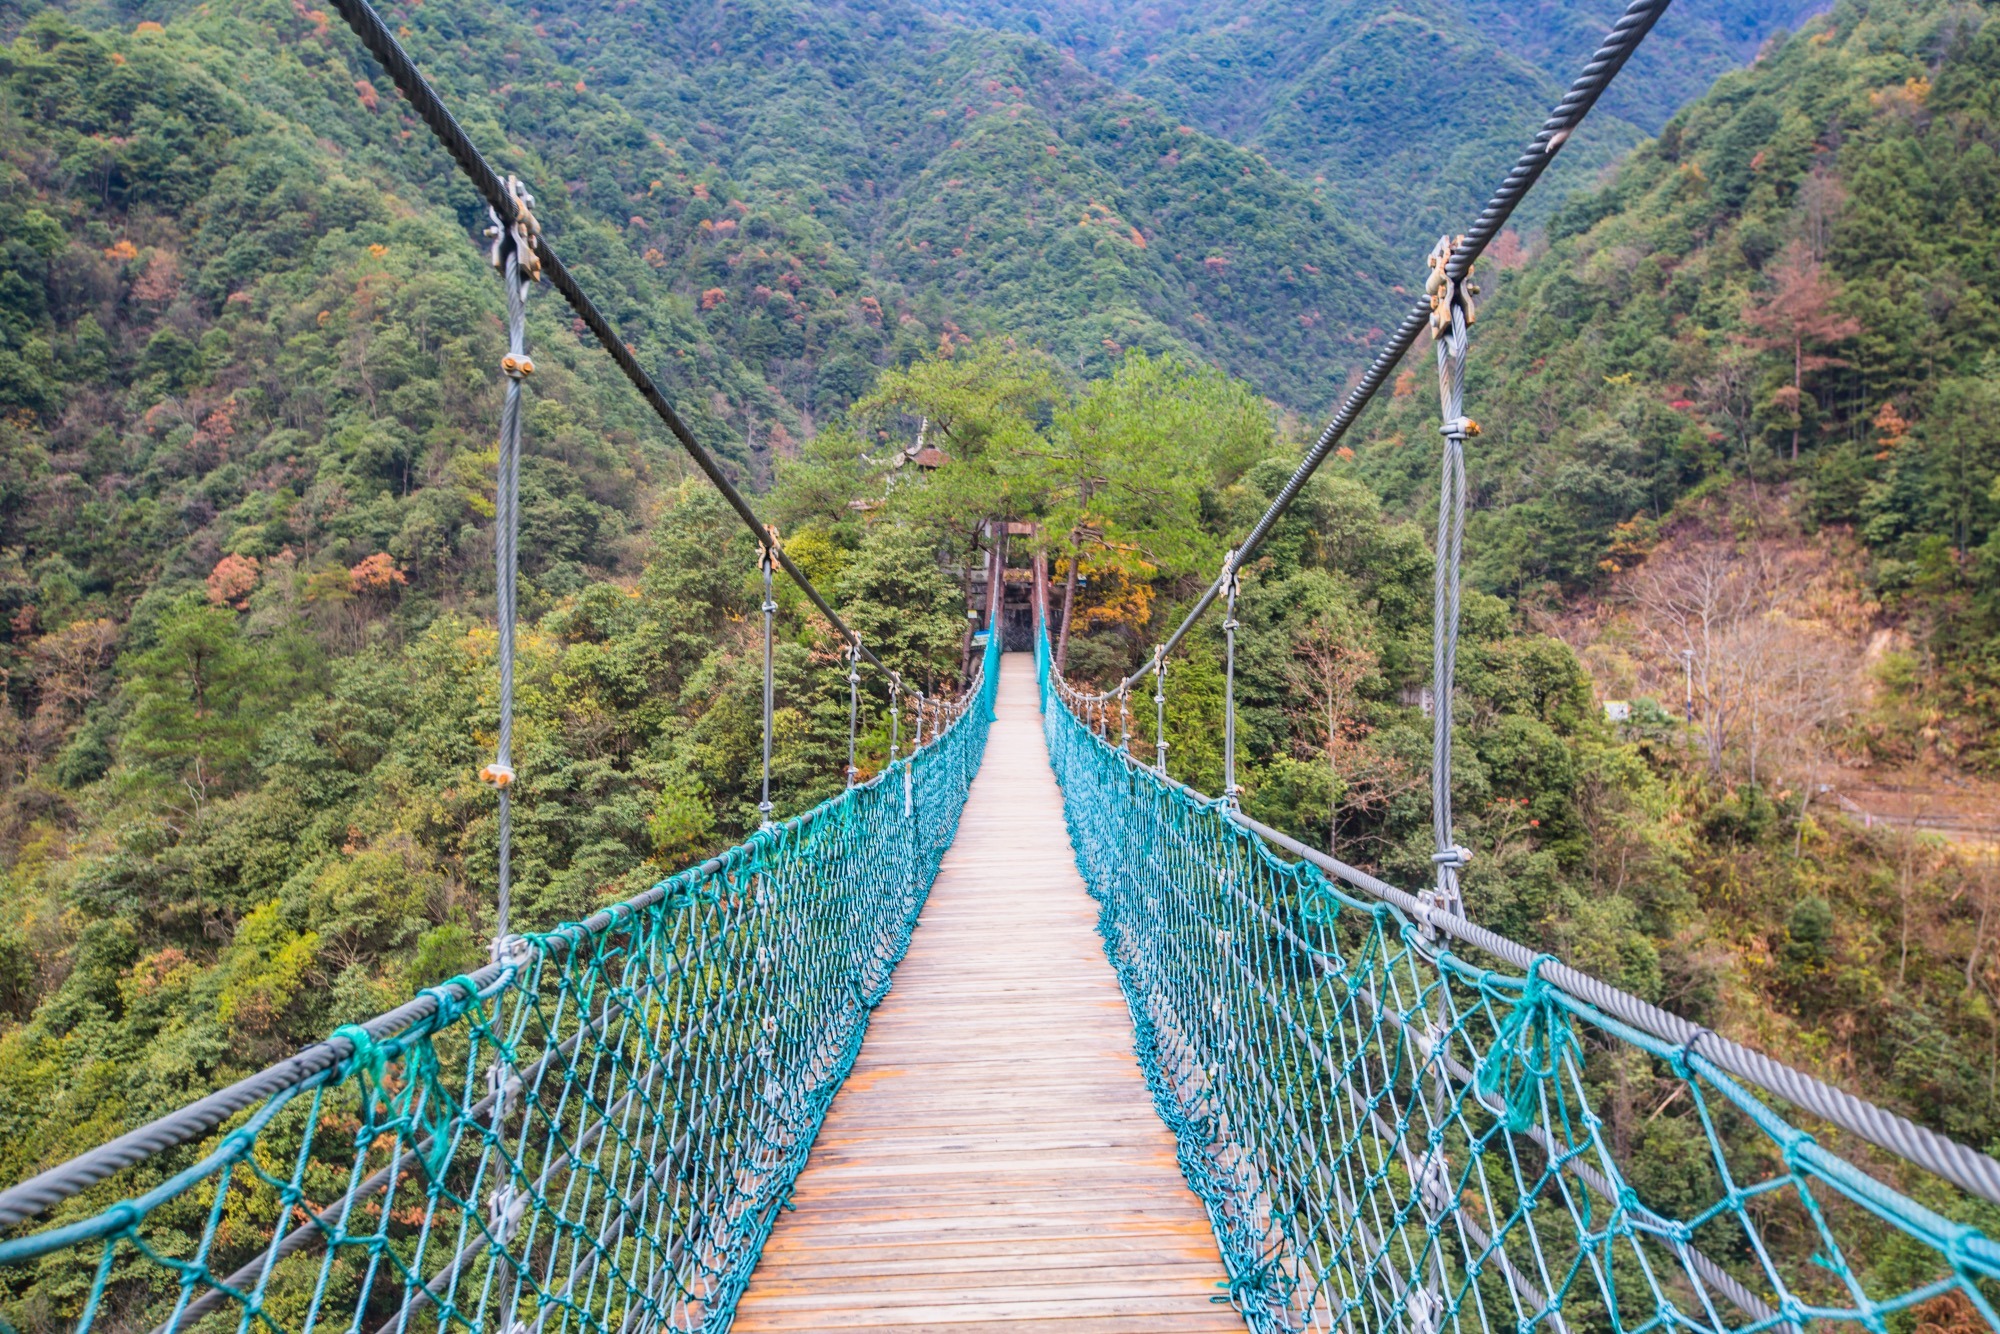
[1735,241,1861,460]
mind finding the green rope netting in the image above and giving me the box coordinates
[0,633,998,1334]
[1038,626,2000,1334]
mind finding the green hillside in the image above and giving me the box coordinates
[527,0,1398,414]
[0,0,946,1194]
[1353,0,2000,704]
[0,0,1997,1323]
[1326,0,2000,1146]
[0,0,1387,1216]
[906,0,1822,248]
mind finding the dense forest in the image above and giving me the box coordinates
[905,0,1825,248]
[2,0,2000,1323]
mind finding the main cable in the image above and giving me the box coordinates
[1091,0,1675,699]
[326,0,893,683]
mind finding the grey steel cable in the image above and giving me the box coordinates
[485,214,530,941]
[1153,651,1168,774]
[845,643,862,789]
[0,860,719,1229]
[1221,554,1241,806]
[758,544,776,827]
[0,969,504,1230]
[323,0,889,680]
[1429,292,1472,918]
[1093,0,1676,699]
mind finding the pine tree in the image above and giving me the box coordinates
[1736,241,1863,460]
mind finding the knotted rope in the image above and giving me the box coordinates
[1474,958,1579,1135]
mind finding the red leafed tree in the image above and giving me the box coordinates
[348,552,406,593]
[206,554,260,610]
[1736,241,1862,459]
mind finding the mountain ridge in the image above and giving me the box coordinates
[906,0,1828,248]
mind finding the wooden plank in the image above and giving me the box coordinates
[731,653,1244,1332]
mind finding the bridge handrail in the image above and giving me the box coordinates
[1045,668,2000,1212]
[0,631,1001,1334]
[1226,808,2000,1212]
[1041,617,2000,1333]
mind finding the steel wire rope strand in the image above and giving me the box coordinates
[1082,0,1675,702]
[0,680,994,1236]
[323,0,892,683]
[0,970,504,1235]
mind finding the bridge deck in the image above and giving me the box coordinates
[731,652,1240,1332]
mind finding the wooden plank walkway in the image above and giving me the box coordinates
[731,652,1241,1333]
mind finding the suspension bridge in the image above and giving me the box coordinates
[2,0,1999,1331]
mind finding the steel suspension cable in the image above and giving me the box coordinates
[325,0,893,683]
[1152,650,1168,774]
[1221,553,1242,807]
[1227,807,2000,1208]
[479,186,533,943]
[758,536,777,828]
[1091,0,1676,700]
[1428,243,1474,920]
[846,641,863,789]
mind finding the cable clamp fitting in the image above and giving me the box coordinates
[1425,235,1480,338]
[501,353,535,380]
[1440,417,1480,439]
[485,174,544,281]
[487,1183,528,1243]
[479,762,516,788]
[1431,845,1472,870]
[485,1059,523,1117]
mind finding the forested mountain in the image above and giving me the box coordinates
[1351,0,2000,729]
[1333,0,2000,1148]
[517,0,1398,414]
[906,0,1827,248]
[2,0,2000,1321]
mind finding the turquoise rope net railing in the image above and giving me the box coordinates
[0,630,998,1334]
[1038,623,2000,1334]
